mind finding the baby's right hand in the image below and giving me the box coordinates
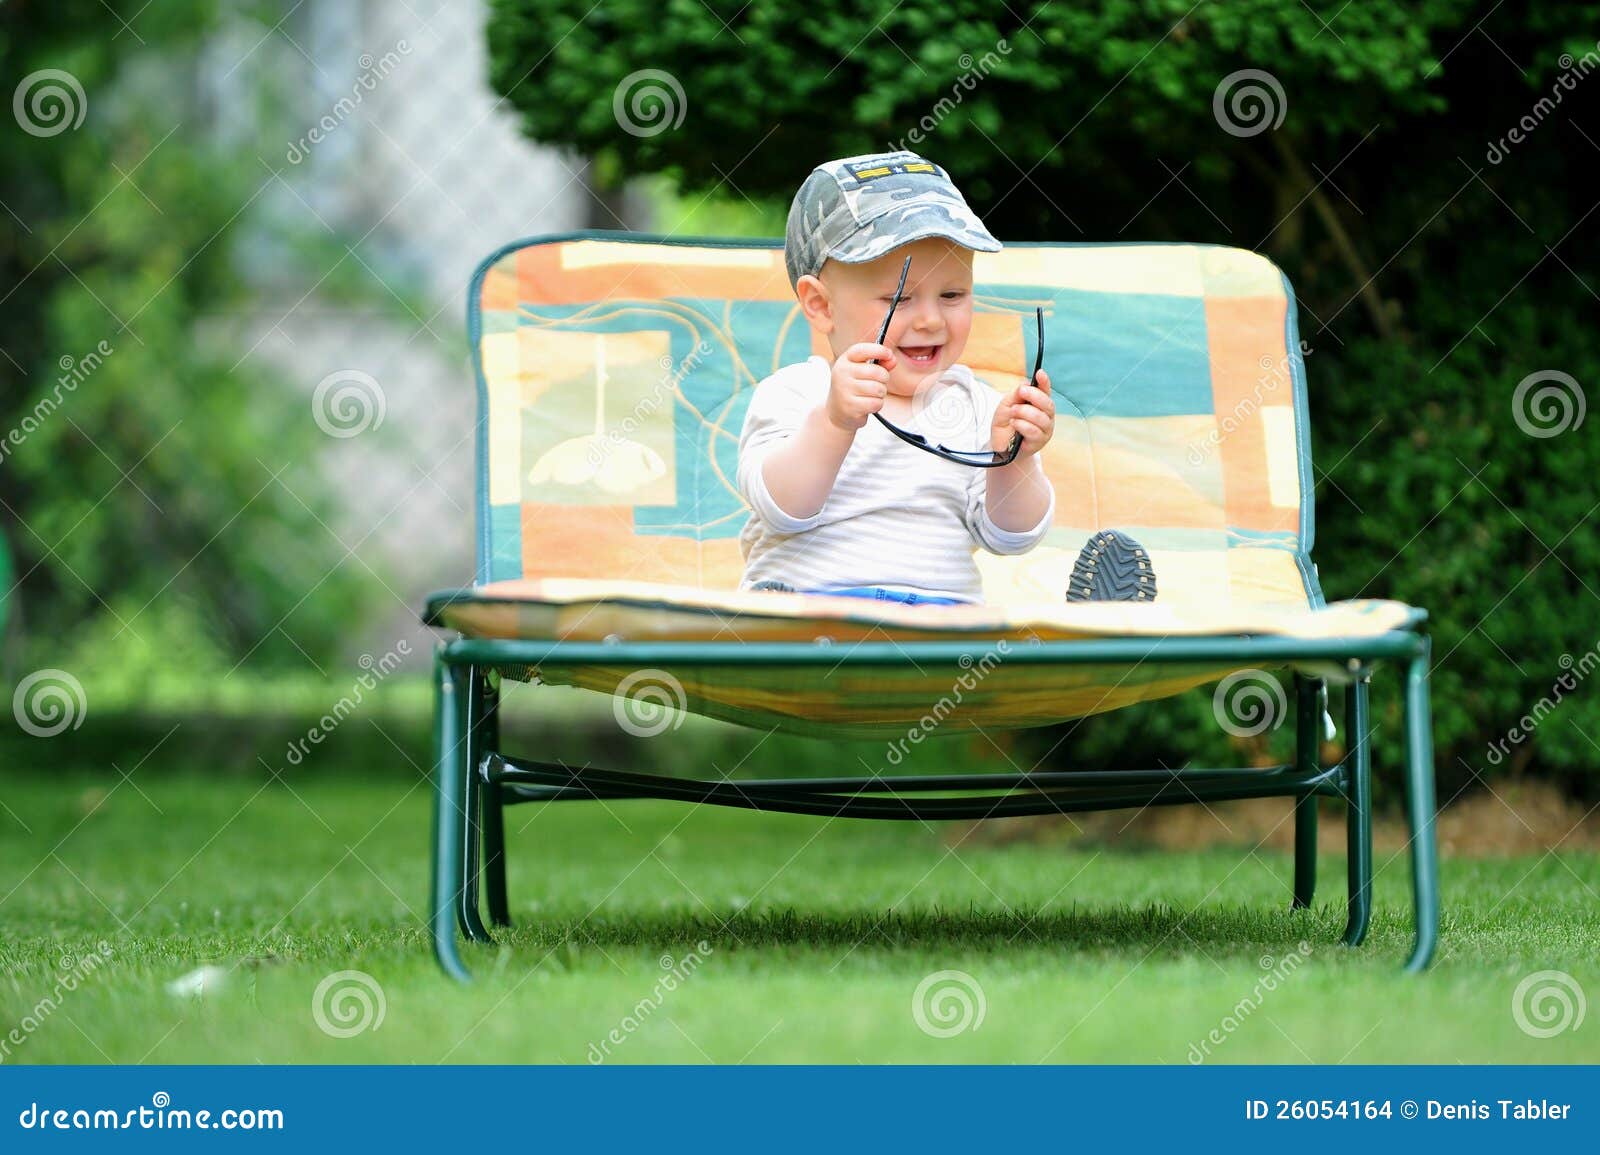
[826,343,896,431]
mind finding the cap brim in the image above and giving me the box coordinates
[826,224,1003,269]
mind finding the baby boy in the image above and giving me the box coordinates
[736,151,1057,606]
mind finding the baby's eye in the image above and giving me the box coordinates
[941,290,968,300]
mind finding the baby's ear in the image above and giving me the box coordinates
[795,275,834,334]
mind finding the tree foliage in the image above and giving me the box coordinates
[485,0,1600,786]
[1,0,372,675]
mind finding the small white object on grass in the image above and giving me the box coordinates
[166,964,229,999]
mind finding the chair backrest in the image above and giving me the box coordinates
[469,232,1321,608]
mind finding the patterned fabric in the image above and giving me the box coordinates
[445,233,1423,733]
[472,234,1318,610]
[783,151,1001,286]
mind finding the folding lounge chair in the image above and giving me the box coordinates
[422,231,1440,981]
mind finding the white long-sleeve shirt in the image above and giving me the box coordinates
[736,356,1055,603]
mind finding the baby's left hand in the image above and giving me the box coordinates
[991,369,1055,459]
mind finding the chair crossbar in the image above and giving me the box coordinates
[484,754,1347,821]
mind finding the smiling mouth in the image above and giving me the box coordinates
[898,343,943,366]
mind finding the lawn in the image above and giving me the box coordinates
[1,729,1596,1065]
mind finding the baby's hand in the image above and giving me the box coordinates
[826,343,896,432]
[992,368,1055,459]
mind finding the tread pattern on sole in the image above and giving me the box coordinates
[1066,529,1157,603]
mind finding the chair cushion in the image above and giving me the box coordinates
[430,579,1419,645]
[425,580,1421,736]
[471,235,1319,610]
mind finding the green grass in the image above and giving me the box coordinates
[1,765,1596,1065]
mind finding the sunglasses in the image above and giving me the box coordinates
[870,255,1043,468]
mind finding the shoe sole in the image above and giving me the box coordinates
[1066,530,1157,602]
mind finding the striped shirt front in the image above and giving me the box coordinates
[737,356,1055,603]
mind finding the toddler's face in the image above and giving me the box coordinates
[816,237,975,396]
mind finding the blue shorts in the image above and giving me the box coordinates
[799,585,969,606]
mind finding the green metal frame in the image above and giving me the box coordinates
[428,231,1438,979]
[426,631,1439,981]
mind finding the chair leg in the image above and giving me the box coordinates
[1402,643,1440,972]
[430,653,471,982]
[479,676,511,927]
[1341,677,1373,947]
[1291,675,1321,910]
[458,666,492,943]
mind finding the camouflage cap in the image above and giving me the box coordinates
[784,151,1001,287]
